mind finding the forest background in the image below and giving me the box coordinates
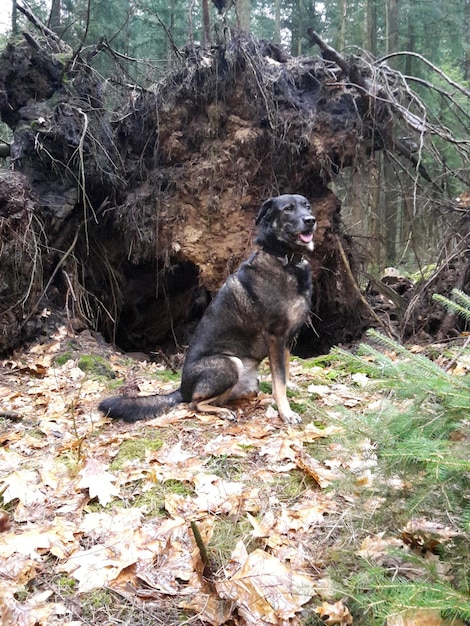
[2,0,469,272]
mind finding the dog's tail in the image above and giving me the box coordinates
[99,389,183,422]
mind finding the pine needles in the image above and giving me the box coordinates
[326,291,470,624]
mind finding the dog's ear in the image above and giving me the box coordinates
[255,198,274,225]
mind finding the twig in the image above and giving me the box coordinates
[335,235,396,337]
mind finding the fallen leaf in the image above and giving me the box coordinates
[0,585,66,626]
[315,599,353,625]
[357,533,405,564]
[216,542,315,625]
[387,609,465,626]
[0,470,45,507]
[293,446,337,488]
[76,458,120,506]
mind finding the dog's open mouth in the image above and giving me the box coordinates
[297,231,314,244]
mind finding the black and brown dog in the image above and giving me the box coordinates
[99,194,316,424]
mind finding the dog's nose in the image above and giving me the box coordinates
[303,216,316,228]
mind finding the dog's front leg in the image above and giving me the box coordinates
[266,335,301,424]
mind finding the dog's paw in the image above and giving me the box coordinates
[280,410,302,425]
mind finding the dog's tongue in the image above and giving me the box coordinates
[299,232,313,243]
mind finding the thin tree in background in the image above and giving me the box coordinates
[464,0,470,81]
[364,0,377,56]
[236,0,250,31]
[48,0,61,34]
[202,0,211,44]
[12,0,18,35]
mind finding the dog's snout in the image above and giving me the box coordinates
[303,215,316,229]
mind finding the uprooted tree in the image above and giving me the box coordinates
[0,7,469,357]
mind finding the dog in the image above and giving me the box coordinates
[99,194,316,424]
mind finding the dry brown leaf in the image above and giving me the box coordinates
[76,458,120,505]
[204,433,258,457]
[0,518,79,559]
[180,591,234,626]
[216,542,315,625]
[0,555,38,585]
[0,470,45,507]
[59,543,127,592]
[258,434,297,463]
[293,447,337,488]
[249,491,334,538]
[315,599,353,625]
[387,609,465,626]
[0,584,66,626]
[148,441,206,481]
[300,423,343,441]
[357,533,405,564]
[193,473,259,515]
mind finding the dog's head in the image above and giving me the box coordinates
[255,194,316,254]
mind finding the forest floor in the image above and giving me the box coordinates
[0,321,468,626]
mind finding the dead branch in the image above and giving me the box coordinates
[377,51,470,100]
[307,28,369,92]
[16,0,71,53]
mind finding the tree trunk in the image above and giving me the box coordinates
[338,0,348,51]
[274,0,281,44]
[202,0,211,45]
[464,0,470,81]
[236,0,250,31]
[364,0,377,56]
[12,0,18,36]
[386,0,399,68]
[48,0,61,34]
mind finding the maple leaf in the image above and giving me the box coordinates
[216,542,316,625]
[0,518,79,560]
[76,458,120,506]
[0,470,45,507]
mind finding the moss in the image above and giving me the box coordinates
[110,437,164,470]
[133,480,194,516]
[55,574,77,596]
[54,352,74,366]
[153,369,181,383]
[77,354,116,379]
[259,381,272,394]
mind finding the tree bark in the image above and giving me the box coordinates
[48,0,61,34]
[364,0,377,56]
[236,0,250,31]
[202,0,211,45]
[386,0,399,68]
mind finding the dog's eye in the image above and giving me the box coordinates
[286,203,295,212]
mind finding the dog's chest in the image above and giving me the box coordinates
[238,254,311,328]
[283,265,311,325]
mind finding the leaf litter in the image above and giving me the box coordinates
[0,324,466,624]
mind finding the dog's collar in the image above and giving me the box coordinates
[262,248,305,266]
